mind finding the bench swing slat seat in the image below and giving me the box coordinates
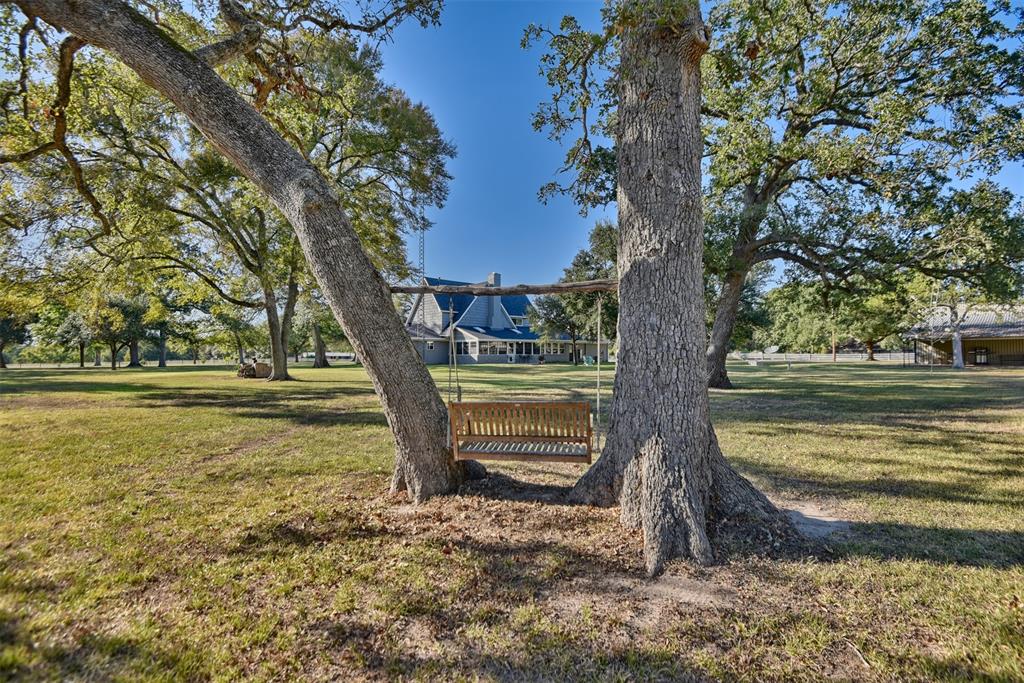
[449,401,592,464]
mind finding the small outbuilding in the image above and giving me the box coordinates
[909,306,1024,366]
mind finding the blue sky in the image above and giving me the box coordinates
[379,1,1024,287]
[380,1,612,285]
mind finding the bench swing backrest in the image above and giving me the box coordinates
[449,401,592,464]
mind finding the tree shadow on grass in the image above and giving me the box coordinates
[228,508,391,557]
[458,468,1024,570]
[830,522,1024,568]
[138,387,384,428]
[461,472,575,504]
[730,454,1022,510]
[305,529,714,680]
[0,609,201,681]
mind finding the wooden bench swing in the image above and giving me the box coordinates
[449,400,593,464]
[400,284,615,465]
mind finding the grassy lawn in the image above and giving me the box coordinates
[1,362,1022,681]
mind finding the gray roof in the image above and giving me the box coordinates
[456,326,542,341]
[909,305,1024,339]
[421,275,534,322]
[405,323,447,341]
[424,277,475,320]
[502,295,532,317]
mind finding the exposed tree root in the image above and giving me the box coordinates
[571,425,790,577]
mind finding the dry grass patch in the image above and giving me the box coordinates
[1,363,1022,680]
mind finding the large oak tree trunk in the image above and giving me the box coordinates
[18,0,471,501]
[572,0,781,576]
[93,348,102,366]
[865,340,876,361]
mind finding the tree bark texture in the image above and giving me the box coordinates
[0,344,6,369]
[865,340,876,361]
[312,322,330,368]
[78,342,85,368]
[94,348,102,366]
[571,1,781,576]
[109,342,118,370]
[14,0,475,500]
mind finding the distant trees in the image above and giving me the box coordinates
[762,280,911,358]
[528,0,1024,388]
[0,312,31,369]
[531,221,618,362]
[529,295,581,363]
[4,0,472,499]
[84,293,147,371]
[296,295,346,368]
[54,312,92,368]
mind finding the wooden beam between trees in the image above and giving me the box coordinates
[390,279,618,296]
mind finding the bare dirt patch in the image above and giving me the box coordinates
[781,500,854,540]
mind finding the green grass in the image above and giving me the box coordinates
[1,362,1022,680]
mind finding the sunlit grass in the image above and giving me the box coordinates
[1,362,1022,680]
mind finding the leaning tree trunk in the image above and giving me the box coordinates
[311,322,330,368]
[19,0,472,502]
[706,266,748,389]
[127,339,142,367]
[571,0,782,576]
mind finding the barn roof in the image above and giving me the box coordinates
[909,305,1024,339]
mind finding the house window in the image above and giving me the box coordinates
[974,347,989,365]
[426,342,434,350]
[470,341,478,354]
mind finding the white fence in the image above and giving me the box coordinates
[2,359,236,369]
[732,352,913,363]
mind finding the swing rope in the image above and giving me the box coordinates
[441,292,604,460]
[595,295,602,452]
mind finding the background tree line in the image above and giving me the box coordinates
[1,3,453,377]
